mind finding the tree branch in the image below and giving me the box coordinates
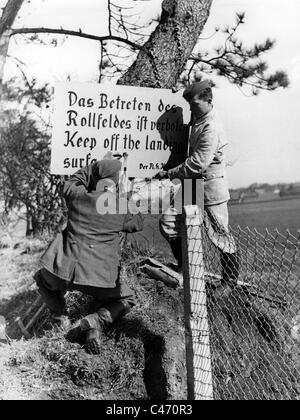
[107,0,113,37]
[10,27,142,50]
[194,58,276,91]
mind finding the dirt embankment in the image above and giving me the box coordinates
[0,238,187,400]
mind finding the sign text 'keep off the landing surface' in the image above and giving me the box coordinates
[51,83,190,178]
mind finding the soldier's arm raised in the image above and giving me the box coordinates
[167,123,219,179]
[63,164,95,199]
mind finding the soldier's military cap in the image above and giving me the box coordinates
[92,159,122,186]
[183,80,213,102]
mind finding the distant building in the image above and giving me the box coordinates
[242,191,259,202]
[229,182,300,205]
[229,191,243,205]
[256,190,280,201]
[280,184,300,198]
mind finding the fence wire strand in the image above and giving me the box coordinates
[185,219,300,400]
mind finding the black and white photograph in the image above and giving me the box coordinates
[0,0,299,404]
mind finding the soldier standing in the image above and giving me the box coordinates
[155,80,240,287]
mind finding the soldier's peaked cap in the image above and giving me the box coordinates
[183,80,213,102]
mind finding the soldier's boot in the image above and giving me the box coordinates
[221,251,240,288]
[169,238,183,273]
[81,301,130,355]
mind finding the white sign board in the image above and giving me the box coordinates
[51,83,190,178]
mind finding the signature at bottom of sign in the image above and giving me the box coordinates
[139,163,165,170]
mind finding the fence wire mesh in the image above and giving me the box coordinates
[184,215,300,401]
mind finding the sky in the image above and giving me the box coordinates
[2,0,300,189]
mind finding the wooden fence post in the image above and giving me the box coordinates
[182,204,214,400]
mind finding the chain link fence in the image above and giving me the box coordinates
[183,206,300,400]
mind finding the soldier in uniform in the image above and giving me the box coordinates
[155,80,240,286]
[35,159,143,354]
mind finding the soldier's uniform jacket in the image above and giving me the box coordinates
[40,163,143,289]
[168,109,230,206]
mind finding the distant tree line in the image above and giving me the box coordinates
[229,182,300,204]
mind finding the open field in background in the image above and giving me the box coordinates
[229,198,300,235]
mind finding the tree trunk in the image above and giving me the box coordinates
[0,0,25,97]
[118,0,213,89]
[118,0,213,400]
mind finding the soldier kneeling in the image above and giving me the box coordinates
[34,160,143,354]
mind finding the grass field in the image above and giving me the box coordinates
[229,198,300,235]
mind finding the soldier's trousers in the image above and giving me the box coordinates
[35,268,135,318]
[159,202,240,284]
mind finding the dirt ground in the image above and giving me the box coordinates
[0,233,187,400]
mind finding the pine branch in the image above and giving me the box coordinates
[10,27,142,50]
[187,11,289,94]
[107,0,113,37]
